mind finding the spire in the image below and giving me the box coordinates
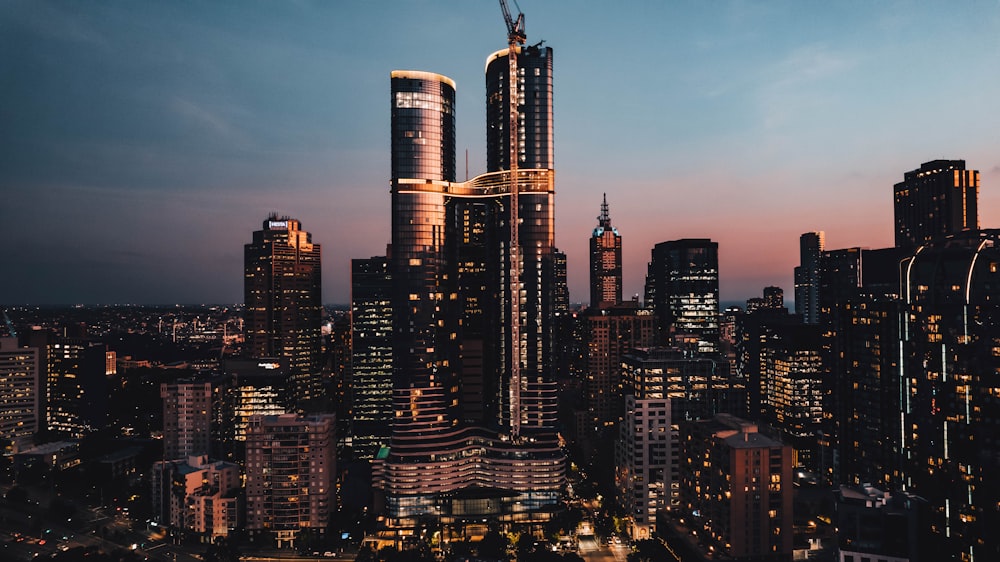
[599,193,611,228]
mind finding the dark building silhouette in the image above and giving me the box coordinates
[590,194,622,307]
[893,159,979,251]
[27,329,110,437]
[814,159,998,560]
[244,216,323,410]
[644,238,720,353]
[896,232,1000,559]
[794,231,824,324]
[835,485,929,562]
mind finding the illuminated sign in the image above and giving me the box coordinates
[257,362,281,370]
[268,221,288,229]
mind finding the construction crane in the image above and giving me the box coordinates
[499,0,525,438]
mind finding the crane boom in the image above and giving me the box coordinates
[499,0,525,438]
[499,0,526,45]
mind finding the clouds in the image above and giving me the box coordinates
[2,1,1000,305]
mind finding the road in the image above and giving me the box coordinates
[578,536,628,562]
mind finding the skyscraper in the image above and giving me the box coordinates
[485,43,553,172]
[244,215,323,410]
[350,256,393,460]
[584,300,655,427]
[644,239,721,352]
[897,232,1000,559]
[590,194,622,308]
[0,330,38,454]
[794,231,824,324]
[161,381,212,460]
[893,159,979,250]
[245,413,336,547]
[27,329,109,437]
[383,41,563,528]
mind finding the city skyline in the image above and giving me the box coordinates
[4,1,1000,305]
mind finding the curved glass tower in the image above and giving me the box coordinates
[385,58,564,526]
[485,44,554,172]
[389,71,458,438]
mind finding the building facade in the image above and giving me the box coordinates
[618,346,745,522]
[759,323,824,471]
[245,414,336,547]
[896,232,1000,560]
[0,335,38,454]
[153,455,241,540]
[383,42,564,527]
[584,301,655,427]
[644,239,721,352]
[678,414,793,560]
[794,232,824,324]
[244,216,323,410]
[893,160,978,251]
[161,382,212,460]
[616,394,671,541]
[590,194,622,308]
[350,256,393,460]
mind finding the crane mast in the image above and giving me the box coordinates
[499,0,525,438]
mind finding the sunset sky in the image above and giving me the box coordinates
[3,1,1000,305]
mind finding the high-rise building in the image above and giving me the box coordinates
[893,159,979,251]
[615,394,670,541]
[814,160,998,560]
[896,232,1000,560]
[590,194,622,308]
[584,300,655,427]
[382,39,564,528]
[794,231,824,324]
[161,382,212,460]
[762,286,784,310]
[350,256,393,460]
[617,345,745,526]
[621,347,743,427]
[759,323,824,471]
[485,43,553,172]
[220,358,288,453]
[835,485,929,562]
[0,333,38,454]
[27,329,109,437]
[244,215,323,410]
[245,413,336,548]
[644,239,720,352]
[677,414,793,560]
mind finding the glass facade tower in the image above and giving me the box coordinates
[384,50,564,526]
[644,239,721,353]
[244,216,323,410]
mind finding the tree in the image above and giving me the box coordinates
[477,530,509,560]
[626,539,670,562]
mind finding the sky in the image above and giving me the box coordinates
[3,1,1000,306]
